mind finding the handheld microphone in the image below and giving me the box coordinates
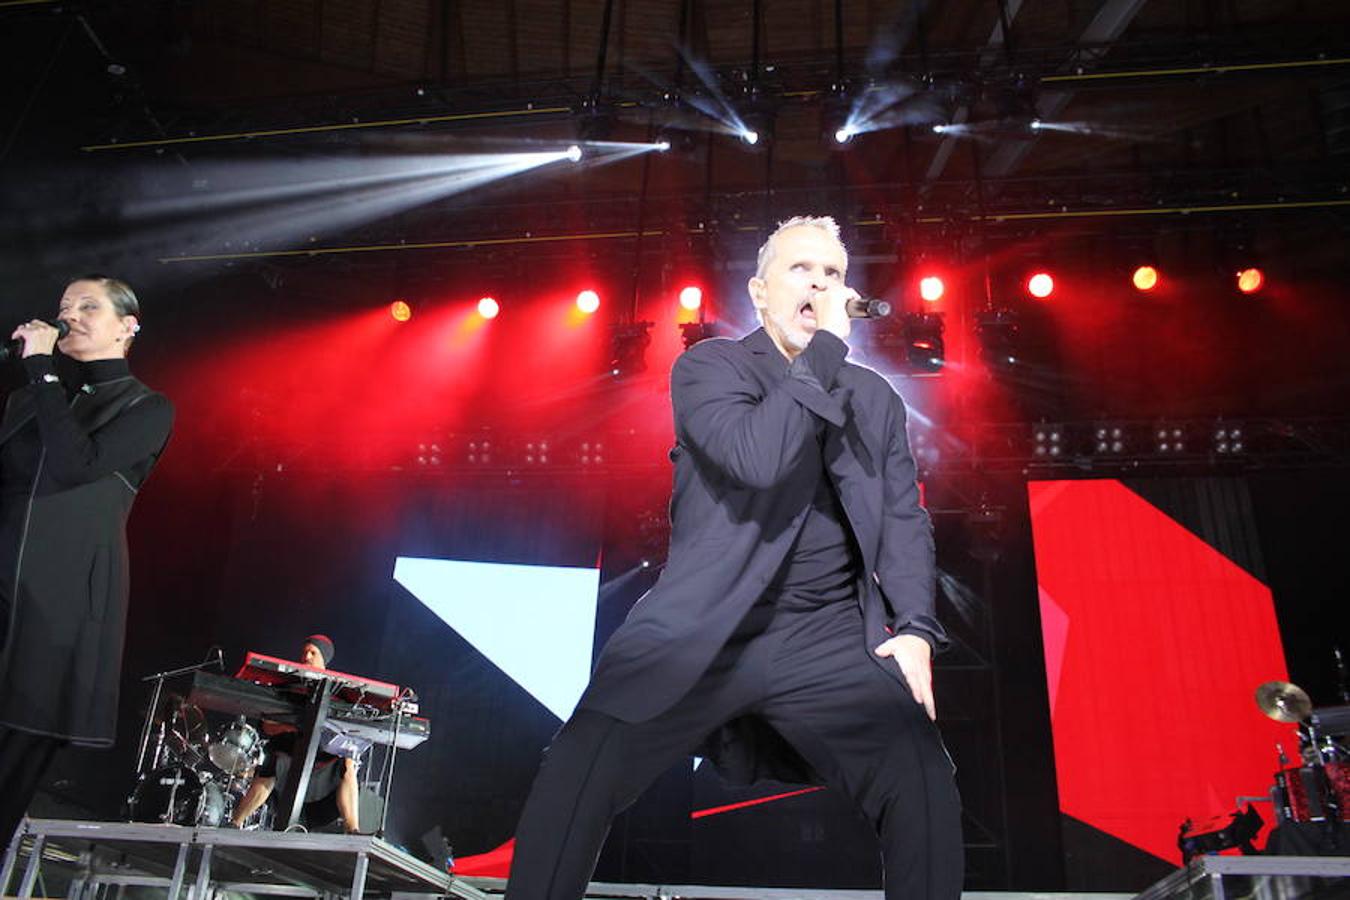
[845,297,893,319]
[0,320,70,362]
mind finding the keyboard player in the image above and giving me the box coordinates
[228,634,365,832]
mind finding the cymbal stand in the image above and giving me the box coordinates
[133,656,223,779]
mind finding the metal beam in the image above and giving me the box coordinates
[924,0,1026,182]
[983,0,1151,176]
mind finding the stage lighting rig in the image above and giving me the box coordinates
[608,321,654,378]
[1032,423,1065,459]
[414,440,444,468]
[1154,423,1187,454]
[465,437,493,465]
[1093,423,1129,456]
[902,312,945,374]
[577,441,605,467]
[1213,423,1247,455]
[975,310,1021,373]
[523,440,551,466]
[679,320,728,350]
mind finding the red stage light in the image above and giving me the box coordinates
[1132,266,1159,292]
[478,296,500,319]
[576,290,601,314]
[1236,268,1264,294]
[678,286,703,311]
[1027,272,1055,299]
[390,300,413,322]
[919,276,945,302]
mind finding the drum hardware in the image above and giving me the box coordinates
[132,652,227,782]
[1255,677,1350,833]
[1178,805,1264,862]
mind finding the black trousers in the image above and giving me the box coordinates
[505,599,964,900]
[0,727,64,849]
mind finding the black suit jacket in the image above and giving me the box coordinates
[580,327,944,734]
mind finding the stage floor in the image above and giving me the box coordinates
[7,818,1346,900]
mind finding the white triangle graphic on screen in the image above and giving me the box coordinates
[394,556,599,721]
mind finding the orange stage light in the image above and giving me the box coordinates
[1132,266,1159,292]
[390,300,413,322]
[478,296,500,319]
[1236,268,1264,294]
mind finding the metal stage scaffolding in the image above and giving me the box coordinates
[0,818,486,900]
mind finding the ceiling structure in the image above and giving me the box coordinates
[2,1,1346,253]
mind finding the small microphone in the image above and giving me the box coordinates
[845,297,892,319]
[0,320,71,361]
[207,646,225,670]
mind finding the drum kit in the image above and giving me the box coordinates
[1256,679,1349,826]
[126,696,272,830]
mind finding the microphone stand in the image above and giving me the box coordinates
[133,654,224,780]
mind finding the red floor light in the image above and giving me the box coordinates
[478,296,500,319]
[678,286,703,311]
[576,290,601,314]
[1236,268,1264,294]
[1027,272,1055,299]
[1132,266,1159,292]
[919,276,945,302]
[390,300,412,322]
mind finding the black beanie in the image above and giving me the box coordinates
[304,633,335,666]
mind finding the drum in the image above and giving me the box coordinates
[1280,762,1350,822]
[209,720,263,775]
[128,766,227,827]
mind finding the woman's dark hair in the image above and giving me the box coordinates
[67,274,140,351]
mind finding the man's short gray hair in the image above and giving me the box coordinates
[753,215,848,280]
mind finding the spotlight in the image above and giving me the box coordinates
[1029,119,1043,131]
[1154,423,1187,454]
[1133,266,1160,292]
[1236,267,1264,294]
[566,144,583,162]
[975,310,1021,371]
[919,275,945,302]
[1032,423,1065,458]
[478,296,500,319]
[655,140,672,152]
[1093,423,1128,455]
[609,321,654,377]
[902,312,945,374]
[523,440,551,466]
[390,300,413,322]
[1213,423,1246,454]
[578,441,605,466]
[678,286,703,311]
[414,440,443,468]
[1027,272,1055,299]
[466,438,493,465]
[576,290,601,314]
[679,321,725,350]
[834,127,855,145]
[932,124,948,134]
[740,129,759,146]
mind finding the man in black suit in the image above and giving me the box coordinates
[505,216,962,899]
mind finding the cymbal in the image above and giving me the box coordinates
[1256,681,1312,723]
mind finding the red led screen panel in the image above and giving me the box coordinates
[1029,479,1294,865]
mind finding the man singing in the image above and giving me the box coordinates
[505,216,963,899]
